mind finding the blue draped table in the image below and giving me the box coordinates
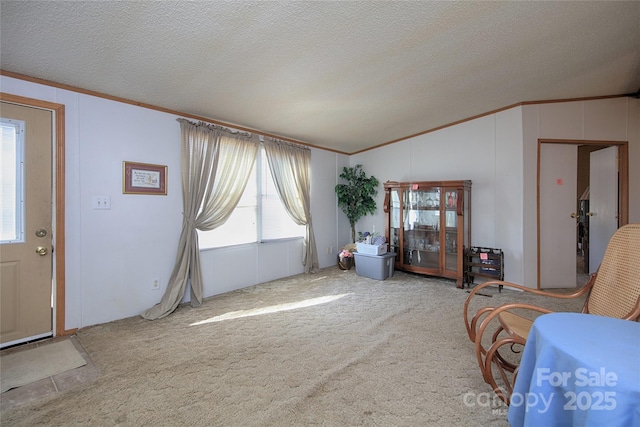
[508,312,640,427]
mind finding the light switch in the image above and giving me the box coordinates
[92,196,111,210]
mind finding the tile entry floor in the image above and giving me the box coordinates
[0,335,99,411]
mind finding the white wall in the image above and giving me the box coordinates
[313,147,350,266]
[77,96,183,326]
[1,76,185,327]
[353,98,638,288]
[2,74,637,328]
[1,75,348,329]
[522,97,640,287]
[351,108,526,284]
[630,99,640,221]
[335,155,353,252]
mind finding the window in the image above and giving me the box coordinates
[0,119,25,243]
[198,146,304,249]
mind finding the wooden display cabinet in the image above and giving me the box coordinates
[383,180,471,288]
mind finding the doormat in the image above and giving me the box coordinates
[0,340,86,393]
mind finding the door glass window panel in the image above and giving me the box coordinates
[0,119,25,243]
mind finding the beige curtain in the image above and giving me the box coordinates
[264,138,319,273]
[141,119,258,320]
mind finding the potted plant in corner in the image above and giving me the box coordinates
[335,164,379,243]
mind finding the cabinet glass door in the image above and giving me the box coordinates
[443,189,458,271]
[389,189,401,258]
[403,187,440,269]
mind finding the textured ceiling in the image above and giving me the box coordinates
[1,1,639,153]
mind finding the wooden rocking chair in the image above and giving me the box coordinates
[463,223,640,405]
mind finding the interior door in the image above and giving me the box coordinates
[0,102,53,347]
[588,146,618,274]
[539,144,577,288]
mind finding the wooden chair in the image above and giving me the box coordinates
[463,223,640,405]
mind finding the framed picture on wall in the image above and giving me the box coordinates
[123,161,167,195]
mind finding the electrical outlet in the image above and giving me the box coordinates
[327,246,332,254]
[152,278,160,290]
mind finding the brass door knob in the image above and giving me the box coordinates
[570,213,578,219]
[36,246,48,256]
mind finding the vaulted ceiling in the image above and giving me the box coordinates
[1,1,639,153]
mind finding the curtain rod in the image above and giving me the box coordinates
[266,137,310,152]
[176,118,253,138]
[177,118,309,151]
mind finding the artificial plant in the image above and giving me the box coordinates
[335,164,379,243]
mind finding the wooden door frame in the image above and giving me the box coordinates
[1,92,74,336]
[537,138,629,289]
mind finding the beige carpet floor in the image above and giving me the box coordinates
[0,267,585,426]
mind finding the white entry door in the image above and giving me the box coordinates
[588,146,618,274]
[0,102,53,347]
[539,144,578,288]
